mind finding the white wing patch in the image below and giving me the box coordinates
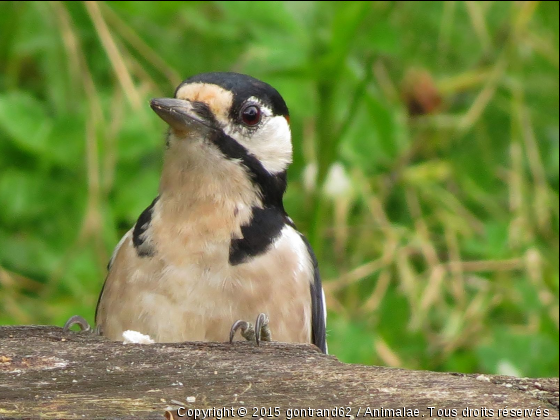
[107,229,132,270]
[322,287,328,354]
[274,225,313,277]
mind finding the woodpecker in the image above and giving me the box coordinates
[65,72,327,353]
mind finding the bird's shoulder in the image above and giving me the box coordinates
[107,229,133,271]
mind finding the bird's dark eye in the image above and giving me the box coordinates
[240,105,262,126]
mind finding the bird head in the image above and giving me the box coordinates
[150,73,292,208]
[151,72,292,174]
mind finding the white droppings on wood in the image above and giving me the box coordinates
[122,330,155,344]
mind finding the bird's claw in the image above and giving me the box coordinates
[229,313,271,346]
[63,315,92,333]
[229,320,255,343]
[255,312,271,345]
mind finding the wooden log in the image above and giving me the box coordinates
[0,326,557,419]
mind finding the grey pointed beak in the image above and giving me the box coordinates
[150,98,213,133]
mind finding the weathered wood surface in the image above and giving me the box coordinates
[0,326,557,420]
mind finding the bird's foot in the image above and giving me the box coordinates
[229,320,255,342]
[229,313,271,346]
[255,313,271,345]
[63,315,93,333]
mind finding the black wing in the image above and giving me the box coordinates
[94,275,107,329]
[300,233,327,353]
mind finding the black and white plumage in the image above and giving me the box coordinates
[94,72,327,353]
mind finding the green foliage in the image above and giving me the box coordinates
[0,1,558,377]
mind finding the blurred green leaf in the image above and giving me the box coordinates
[477,328,559,378]
[0,169,43,224]
[0,92,52,154]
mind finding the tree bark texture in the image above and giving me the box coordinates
[0,326,558,419]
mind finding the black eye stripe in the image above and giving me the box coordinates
[208,130,287,208]
[191,101,216,123]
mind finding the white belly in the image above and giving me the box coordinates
[96,226,314,344]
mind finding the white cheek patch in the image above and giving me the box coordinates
[225,115,293,175]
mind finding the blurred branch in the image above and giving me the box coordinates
[84,1,142,109]
[458,53,507,132]
[334,54,375,144]
[99,2,182,85]
[48,1,108,293]
[465,1,491,53]
[526,32,560,68]
[0,268,41,324]
[519,103,554,232]
[0,266,41,291]
[445,258,524,272]
[438,1,457,59]
[437,68,492,94]
[373,59,400,103]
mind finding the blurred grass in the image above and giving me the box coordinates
[0,1,558,377]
